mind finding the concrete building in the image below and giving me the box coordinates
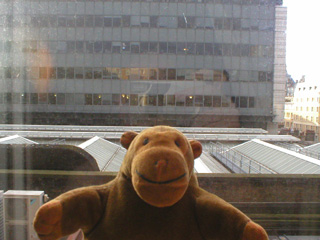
[0,0,286,131]
[284,80,320,141]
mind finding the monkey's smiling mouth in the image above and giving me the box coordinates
[135,170,186,185]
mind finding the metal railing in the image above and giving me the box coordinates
[209,142,276,174]
[275,142,320,160]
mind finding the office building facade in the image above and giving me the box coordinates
[0,0,286,129]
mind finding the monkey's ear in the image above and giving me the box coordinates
[189,140,202,159]
[120,131,138,149]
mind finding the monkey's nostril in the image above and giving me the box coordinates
[155,159,167,168]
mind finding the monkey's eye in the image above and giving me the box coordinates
[143,138,149,145]
[175,140,180,147]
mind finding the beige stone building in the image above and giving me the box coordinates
[284,80,320,141]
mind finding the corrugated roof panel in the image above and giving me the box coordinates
[304,143,320,153]
[0,135,38,144]
[232,139,320,174]
[79,137,125,172]
[197,152,230,173]
[104,147,126,172]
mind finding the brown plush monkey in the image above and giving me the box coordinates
[34,126,268,240]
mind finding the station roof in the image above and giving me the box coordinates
[304,143,320,154]
[0,135,38,144]
[0,124,268,134]
[79,136,126,172]
[195,152,230,173]
[231,139,320,174]
[0,131,300,142]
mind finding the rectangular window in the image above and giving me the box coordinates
[93,94,102,105]
[66,94,74,105]
[140,42,149,54]
[95,16,104,27]
[38,93,48,104]
[75,94,84,105]
[30,93,38,104]
[196,43,205,55]
[168,42,177,54]
[112,42,121,53]
[204,96,212,107]
[104,17,112,27]
[130,68,140,80]
[66,16,76,27]
[167,95,175,106]
[167,69,176,80]
[131,16,140,27]
[86,41,94,53]
[213,96,222,107]
[113,17,121,27]
[121,94,129,105]
[94,68,102,79]
[85,16,94,27]
[4,93,12,104]
[74,68,84,79]
[57,67,66,79]
[149,42,158,53]
[249,97,255,108]
[176,95,185,106]
[112,94,120,105]
[130,94,138,106]
[122,16,131,27]
[65,68,74,79]
[112,68,121,80]
[102,94,112,105]
[140,68,149,80]
[94,41,103,53]
[186,43,195,54]
[214,71,222,81]
[76,41,84,53]
[139,96,147,106]
[159,42,167,54]
[12,93,20,104]
[205,43,213,55]
[39,67,48,79]
[103,41,111,53]
[21,93,29,104]
[102,68,111,79]
[240,96,248,108]
[195,95,204,107]
[141,16,150,27]
[57,93,66,105]
[84,68,93,79]
[121,68,130,80]
[221,96,231,108]
[158,95,165,106]
[149,69,158,80]
[131,42,140,54]
[204,70,213,81]
[150,16,158,28]
[177,69,186,80]
[214,44,223,56]
[148,95,157,106]
[195,70,204,81]
[158,17,168,28]
[85,94,93,105]
[177,43,187,54]
[76,16,85,27]
[186,96,194,107]
[159,69,167,80]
